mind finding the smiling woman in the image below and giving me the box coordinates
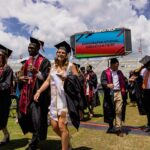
[33,40,85,150]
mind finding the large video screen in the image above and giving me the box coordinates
[71,28,132,58]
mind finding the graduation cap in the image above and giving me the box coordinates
[30,37,44,51]
[0,44,12,57]
[139,55,150,65]
[54,41,71,54]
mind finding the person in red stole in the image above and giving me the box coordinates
[140,55,150,132]
[18,37,51,150]
[0,45,13,146]
[84,65,99,118]
[101,58,126,137]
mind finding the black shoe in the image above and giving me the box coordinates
[116,130,124,137]
[0,135,10,146]
[144,127,150,132]
[106,127,116,134]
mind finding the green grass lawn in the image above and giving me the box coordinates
[0,97,150,150]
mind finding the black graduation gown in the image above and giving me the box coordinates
[0,65,13,130]
[88,71,100,107]
[64,75,86,130]
[101,70,126,123]
[131,75,146,115]
[18,56,51,140]
[78,74,87,109]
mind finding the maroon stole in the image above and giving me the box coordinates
[19,55,44,114]
[0,64,7,76]
[84,72,94,99]
[0,67,3,76]
[105,68,125,96]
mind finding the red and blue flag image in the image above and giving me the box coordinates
[74,28,126,58]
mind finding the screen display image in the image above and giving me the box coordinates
[71,28,132,58]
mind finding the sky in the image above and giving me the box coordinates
[0,0,150,60]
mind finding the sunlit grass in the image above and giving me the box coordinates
[0,96,150,150]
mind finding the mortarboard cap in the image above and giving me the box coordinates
[139,55,150,65]
[0,44,12,57]
[54,41,71,53]
[30,37,44,47]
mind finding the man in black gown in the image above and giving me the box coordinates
[18,37,51,150]
[0,44,13,146]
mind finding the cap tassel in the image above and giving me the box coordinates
[39,41,45,52]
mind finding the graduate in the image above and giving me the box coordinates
[140,55,150,132]
[34,41,84,150]
[0,44,13,146]
[18,37,51,150]
[101,58,126,137]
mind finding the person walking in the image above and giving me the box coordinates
[18,37,51,150]
[34,41,84,150]
[0,44,13,146]
[101,58,126,137]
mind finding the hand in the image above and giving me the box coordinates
[32,66,38,74]
[19,76,29,82]
[129,76,137,82]
[56,74,66,81]
[27,65,38,74]
[34,91,40,102]
[107,83,114,89]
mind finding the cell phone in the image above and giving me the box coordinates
[56,74,62,77]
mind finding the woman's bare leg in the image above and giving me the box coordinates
[58,114,69,150]
[50,119,61,137]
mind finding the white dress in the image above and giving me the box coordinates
[49,62,73,122]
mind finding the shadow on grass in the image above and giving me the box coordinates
[40,139,61,150]
[73,146,93,150]
[0,138,29,150]
[40,140,93,150]
[93,113,103,118]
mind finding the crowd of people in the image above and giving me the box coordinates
[0,37,150,150]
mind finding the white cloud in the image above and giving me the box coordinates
[0,30,29,58]
[0,0,150,59]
